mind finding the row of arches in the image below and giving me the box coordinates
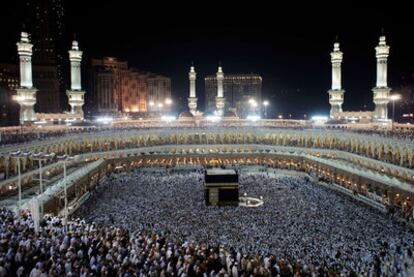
[1,129,413,181]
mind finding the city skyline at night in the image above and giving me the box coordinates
[0,1,413,118]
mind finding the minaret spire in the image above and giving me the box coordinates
[328,40,345,119]
[15,31,37,124]
[188,63,197,115]
[372,35,391,120]
[66,39,86,119]
[215,63,225,115]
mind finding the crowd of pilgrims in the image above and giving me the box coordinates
[1,167,414,276]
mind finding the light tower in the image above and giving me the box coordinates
[188,65,197,115]
[215,65,225,115]
[372,36,391,120]
[66,40,85,119]
[15,32,37,124]
[328,42,345,119]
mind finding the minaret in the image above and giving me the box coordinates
[188,65,197,115]
[15,32,37,124]
[372,36,391,120]
[215,65,225,115]
[328,42,345,118]
[66,40,85,119]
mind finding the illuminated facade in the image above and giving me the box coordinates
[90,57,170,115]
[330,111,373,123]
[1,126,414,217]
[121,70,147,113]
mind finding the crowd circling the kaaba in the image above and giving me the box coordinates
[0,168,413,276]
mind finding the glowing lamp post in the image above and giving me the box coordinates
[149,101,155,115]
[248,99,258,116]
[57,154,77,232]
[389,94,401,124]
[165,98,173,113]
[10,150,31,216]
[248,99,257,107]
[32,152,55,217]
[263,100,269,119]
[157,103,164,116]
[165,98,172,105]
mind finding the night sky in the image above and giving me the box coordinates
[1,1,414,118]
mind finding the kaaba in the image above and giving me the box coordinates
[204,169,239,206]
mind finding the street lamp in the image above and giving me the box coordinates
[263,100,269,119]
[165,98,173,113]
[165,98,172,105]
[149,101,155,114]
[31,152,55,216]
[10,150,31,216]
[248,99,258,116]
[389,94,401,123]
[157,103,163,115]
[57,154,76,232]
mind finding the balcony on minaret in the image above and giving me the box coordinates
[67,39,85,118]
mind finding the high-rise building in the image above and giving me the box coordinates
[0,0,66,123]
[90,57,127,114]
[33,65,60,113]
[0,62,60,125]
[121,70,147,113]
[147,74,172,113]
[90,57,171,115]
[205,74,262,118]
[24,0,65,64]
[0,64,20,126]
[21,0,66,111]
[91,68,119,114]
